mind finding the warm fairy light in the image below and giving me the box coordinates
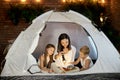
[79,0,83,2]
[68,0,75,2]
[100,13,104,22]
[36,0,41,2]
[5,0,10,2]
[72,0,76,2]
[101,0,105,4]
[100,17,103,22]
[62,0,66,3]
[62,0,83,3]
[98,0,105,4]
[21,0,26,3]
[93,0,97,2]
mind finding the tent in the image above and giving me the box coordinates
[1,10,120,76]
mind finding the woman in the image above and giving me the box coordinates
[51,33,79,73]
[38,44,55,73]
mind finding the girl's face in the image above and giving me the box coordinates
[47,47,55,56]
[61,39,69,48]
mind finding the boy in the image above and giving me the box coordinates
[71,46,93,71]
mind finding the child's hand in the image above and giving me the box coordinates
[48,69,54,73]
[69,62,74,64]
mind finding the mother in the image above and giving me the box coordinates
[51,33,79,73]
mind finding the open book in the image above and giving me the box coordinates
[62,65,76,71]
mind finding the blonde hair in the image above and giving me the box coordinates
[80,46,90,55]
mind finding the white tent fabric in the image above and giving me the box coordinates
[1,10,120,76]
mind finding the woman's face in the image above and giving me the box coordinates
[47,47,55,56]
[61,39,69,48]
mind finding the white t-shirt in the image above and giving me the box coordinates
[80,56,93,68]
[55,45,76,68]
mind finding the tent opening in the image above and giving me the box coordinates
[32,22,98,71]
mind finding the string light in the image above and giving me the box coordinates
[5,0,11,2]
[79,0,83,2]
[62,0,66,3]
[101,0,105,4]
[36,0,41,2]
[98,0,105,4]
[21,0,26,3]
[4,0,106,5]
[93,0,97,2]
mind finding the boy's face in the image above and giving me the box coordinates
[47,47,55,56]
[79,51,85,58]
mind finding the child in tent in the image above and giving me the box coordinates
[70,46,93,71]
[38,44,55,73]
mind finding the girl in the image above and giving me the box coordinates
[71,46,93,71]
[39,44,55,73]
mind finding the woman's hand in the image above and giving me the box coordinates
[59,51,64,55]
[55,51,64,59]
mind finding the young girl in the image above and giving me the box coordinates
[38,44,55,73]
[71,46,93,71]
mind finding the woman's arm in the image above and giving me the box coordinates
[80,59,91,71]
[54,51,63,59]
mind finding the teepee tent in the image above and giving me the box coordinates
[1,10,120,76]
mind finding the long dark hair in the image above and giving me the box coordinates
[57,33,71,52]
[44,44,55,68]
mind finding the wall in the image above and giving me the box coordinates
[110,0,120,32]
